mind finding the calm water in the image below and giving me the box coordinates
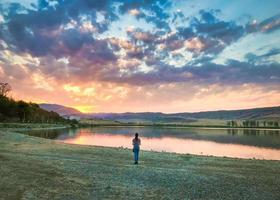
[24,127,280,160]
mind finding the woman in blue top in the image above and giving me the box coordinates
[132,133,141,164]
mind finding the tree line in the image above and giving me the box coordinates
[0,82,77,124]
[227,120,279,128]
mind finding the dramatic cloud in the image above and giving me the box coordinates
[247,13,280,33]
[187,10,246,55]
[0,0,279,112]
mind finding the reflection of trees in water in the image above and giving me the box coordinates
[27,128,79,139]
[262,130,280,136]
[243,129,260,135]
[227,129,238,135]
[27,130,60,139]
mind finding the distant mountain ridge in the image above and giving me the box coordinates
[89,106,280,122]
[39,104,280,122]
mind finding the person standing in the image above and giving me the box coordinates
[132,133,141,164]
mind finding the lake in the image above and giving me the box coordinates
[24,127,280,160]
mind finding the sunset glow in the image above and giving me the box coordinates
[0,0,279,112]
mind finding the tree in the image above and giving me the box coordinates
[17,101,30,122]
[227,121,231,127]
[229,120,238,127]
[250,121,256,127]
[0,87,72,123]
[268,121,274,127]
[0,83,12,97]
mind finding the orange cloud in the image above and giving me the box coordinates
[184,37,205,52]
[129,9,141,16]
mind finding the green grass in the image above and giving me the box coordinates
[0,129,280,199]
[0,123,68,129]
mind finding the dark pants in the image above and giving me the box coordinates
[133,148,139,162]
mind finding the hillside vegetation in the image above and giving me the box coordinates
[0,83,76,124]
[39,103,82,116]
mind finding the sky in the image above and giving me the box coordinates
[0,0,280,113]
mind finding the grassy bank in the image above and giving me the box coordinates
[0,123,69,128]
[0,129,280,200]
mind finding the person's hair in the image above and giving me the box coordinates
[135,133,138,138]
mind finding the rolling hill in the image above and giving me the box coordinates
[39,104,83,116]
[39,104,280,123]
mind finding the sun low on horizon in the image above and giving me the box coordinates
[0,0,280,113]
[72,105,95,113]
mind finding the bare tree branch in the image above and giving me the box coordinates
[0,82,12,96]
